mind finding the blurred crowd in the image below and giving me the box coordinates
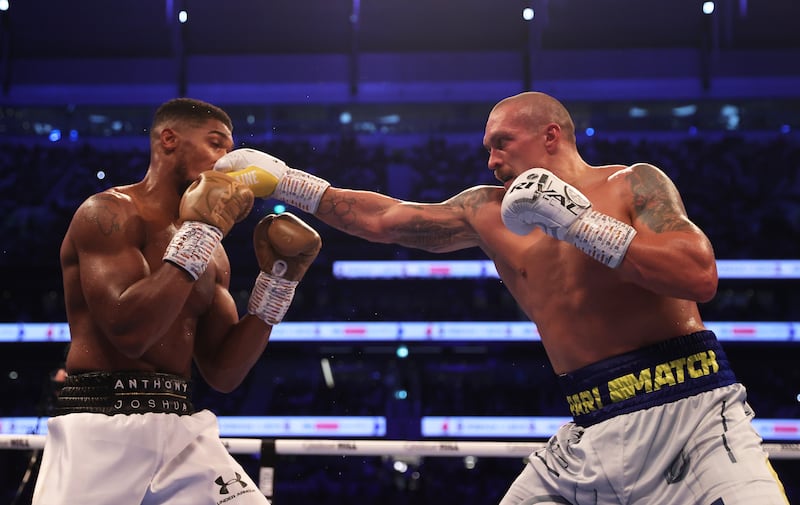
[1,133,799,503]
[2,133,800,323]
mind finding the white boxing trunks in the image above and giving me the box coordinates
[31,371,270,505]
[498,331,789,505]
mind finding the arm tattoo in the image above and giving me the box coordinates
[448,188,494,212]
[82,195,122,236]
[319,189,485,250]
[629,166,693,233]
[319,194,359,229]
[388,190,488,249]
[390,214,468,249]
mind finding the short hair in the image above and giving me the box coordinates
[497,92,577,145]
[150,98,233,139]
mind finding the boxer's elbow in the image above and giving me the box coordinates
[197,367,243,394]
[684,258,718,303]
[693,268,718,303]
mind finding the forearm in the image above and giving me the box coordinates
[619,232,718,302]
[96,265,195,357]
[195,315,271,393]
[315,187,407,242]
[194,212,322,393]
[316,187,478,253]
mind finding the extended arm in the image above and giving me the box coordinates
[315,187,485,253]
[214,147,486,253]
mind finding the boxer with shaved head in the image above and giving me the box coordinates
[217,91,788,504]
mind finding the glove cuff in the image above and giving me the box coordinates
[163,221,223,280]
[566,211,637,268]
[275,169,331,213]
[248,271,299,325]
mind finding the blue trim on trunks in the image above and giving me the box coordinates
[558,331,737,427]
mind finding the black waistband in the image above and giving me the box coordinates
[54,371,195,416]
[558,331,737,427]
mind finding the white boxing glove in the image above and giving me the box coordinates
[214,148,330,213]
[501,168,637,268]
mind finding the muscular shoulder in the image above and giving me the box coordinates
[611,163,693,232]
[68,189,143,248]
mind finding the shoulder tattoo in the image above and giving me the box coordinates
[628,166,692,233]
[81,194,123,236]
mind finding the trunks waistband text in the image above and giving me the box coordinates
[558,331,736,427]
[55,371,195,416]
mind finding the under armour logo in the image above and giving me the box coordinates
[215,472,248,494]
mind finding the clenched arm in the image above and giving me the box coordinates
[193,280,270,393]
[618,163,718,302]
[314,186,494,253]
[68,192,197,357]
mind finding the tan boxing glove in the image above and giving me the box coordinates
[164,171,255,280]
[248,213,322,325]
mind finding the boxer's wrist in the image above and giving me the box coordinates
[274,169,330,214]
[566,210,636,268]
[163,221,223,280]
[248,271,298,325]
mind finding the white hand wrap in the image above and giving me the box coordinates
[163,221,223,280]
[248,272,298,325]
[274,169,331,213]
[566,210,637,268]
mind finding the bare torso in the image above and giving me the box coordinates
[470,166,706,374]
[60,184,225,377]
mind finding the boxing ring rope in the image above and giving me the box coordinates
[0,434,528,455]
[3,435,799,500]
[3,434,799,458]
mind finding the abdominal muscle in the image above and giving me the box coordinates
[494,238,706,375]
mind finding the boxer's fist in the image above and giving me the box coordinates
[253,213,322,282]
[247,213,322,325]
[501,168,636,268]
[214,148,330,213]
[179,170,254,236]
[501,168,591,239]
[214,148,288,199]
[163,172,254,280]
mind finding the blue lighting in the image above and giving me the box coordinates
[585,127,595,137]
[273,204,287,213]
[48,129,61,142]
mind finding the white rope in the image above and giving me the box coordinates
[1,434,799,459]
